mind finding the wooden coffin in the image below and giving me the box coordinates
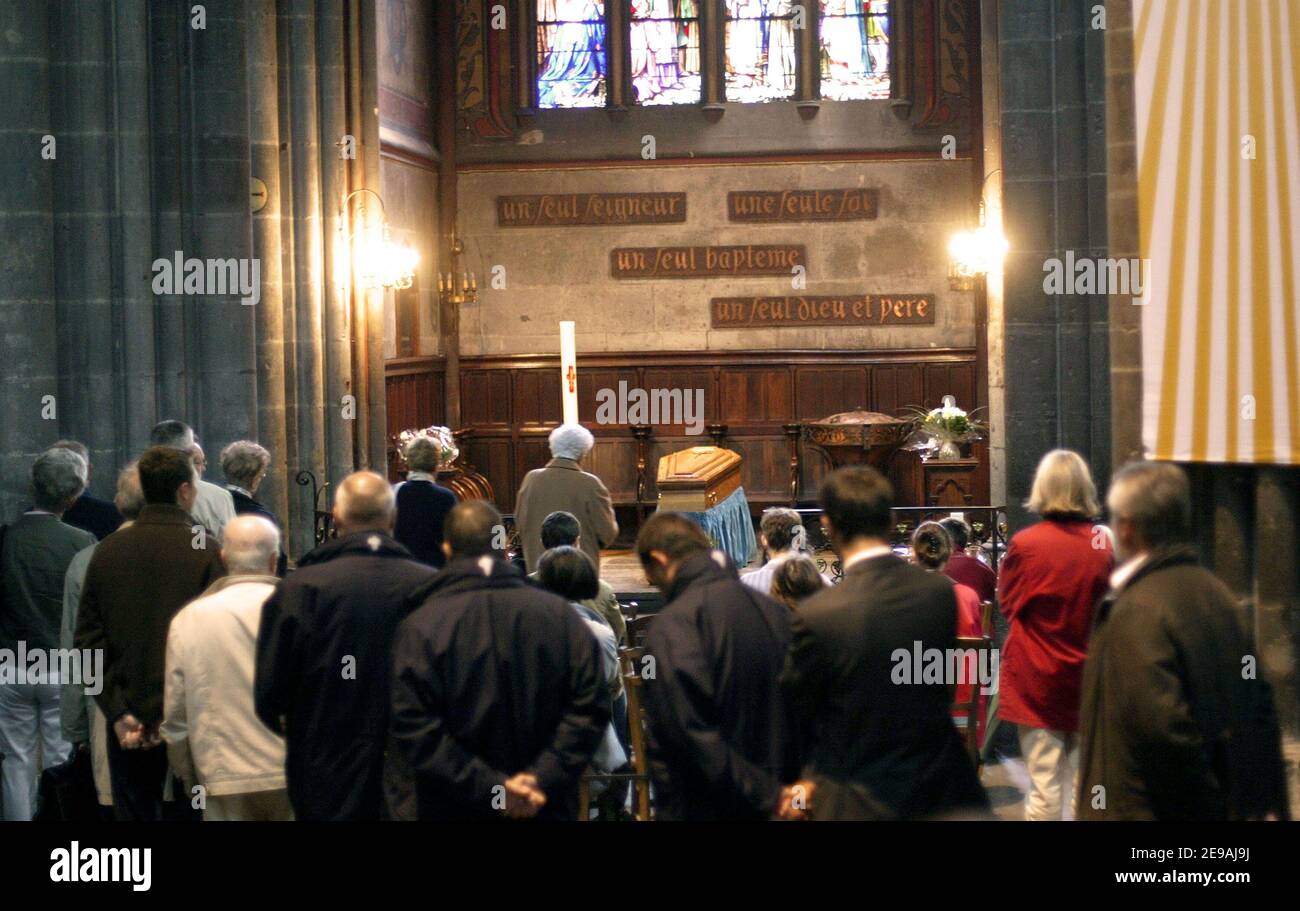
[655,446,743,512]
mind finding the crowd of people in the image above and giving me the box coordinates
[0,419,1290,822]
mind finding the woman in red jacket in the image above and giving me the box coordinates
[998,450,1112,820]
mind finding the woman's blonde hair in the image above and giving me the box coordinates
[1026,449,1101,520]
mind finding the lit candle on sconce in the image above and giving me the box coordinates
[559,321,578,425]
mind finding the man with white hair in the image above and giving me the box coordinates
[254,471,436,820]
[161,515,291,821]
[149,419,235,542]
[515,423,618,573]
[1076,461,1289,821]
[0,448,97,819]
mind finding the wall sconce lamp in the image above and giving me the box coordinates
[340,188,418,291]
[438,234,478,307]
[949,171,1008,291]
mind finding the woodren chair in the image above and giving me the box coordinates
[578,645,653,821]
[951,635,994,768]
[625,614,656,649]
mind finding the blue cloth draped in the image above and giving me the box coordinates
[673,486,758,569]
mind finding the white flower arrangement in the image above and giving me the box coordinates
[397,425,459,468]
[902,396,988,461]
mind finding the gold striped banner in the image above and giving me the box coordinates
[1134,0,1300,465]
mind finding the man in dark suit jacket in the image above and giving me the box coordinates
[389,500,608,821]
[49,440,123,540]
[638,512,800,821]
[781,466,988,820]
[1077,462,1289,820]
[75,447,224,821]
[255,471,436,821]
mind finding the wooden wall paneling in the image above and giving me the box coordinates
[385,368,446,435]
[923,362,976,410]
[719,367,793,425]
[579,367,639,425]
[870,363,925,415]
[795,366,870,419]
[387,349,981,514]
[588,439,640,502]
[640,367,718,433]
[464,435,517,507]
[514,367,564,427]
[461,369,513,427]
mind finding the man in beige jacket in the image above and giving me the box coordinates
[161,515,290,821]
[516,423,619,574]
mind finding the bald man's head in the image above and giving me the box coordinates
[443,500,504,560]
[333,471,396,536]
[221,514,281,575]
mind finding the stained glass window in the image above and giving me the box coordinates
[819,0,890,101]
[724,0,797,103]
[536,0,607,109]
[631,1,701,106]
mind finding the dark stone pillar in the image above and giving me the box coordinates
[999,0,1111,530]
[0,0,386,560]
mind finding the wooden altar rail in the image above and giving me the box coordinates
[385,348,989,518]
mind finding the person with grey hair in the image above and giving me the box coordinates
[255,471,436,820]
[392,436,458,568]
[995,449,1113,820]
[1076,462,1289,821]
[162,515,291,820]
[515,423,618,574]
[60,461,146,815]
[149,419,235,542]
[220,440,287,575]
[48,439,123,540]
[0,448,97,819]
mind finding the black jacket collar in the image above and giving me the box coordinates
[666,550,737,602]
[296,530,413,568]
[410,554,526,604]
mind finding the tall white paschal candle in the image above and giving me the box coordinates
[560,321,578,425]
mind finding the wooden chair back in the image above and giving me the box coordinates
[950,635,993,768]
[578,645,654,820]
[625,614,656,649]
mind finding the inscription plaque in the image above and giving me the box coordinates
[710,294,936,327]
[611,245,806,279]
[727,188,879,222]
[497,192,686,227]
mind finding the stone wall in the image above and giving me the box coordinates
[455,158,977,357]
